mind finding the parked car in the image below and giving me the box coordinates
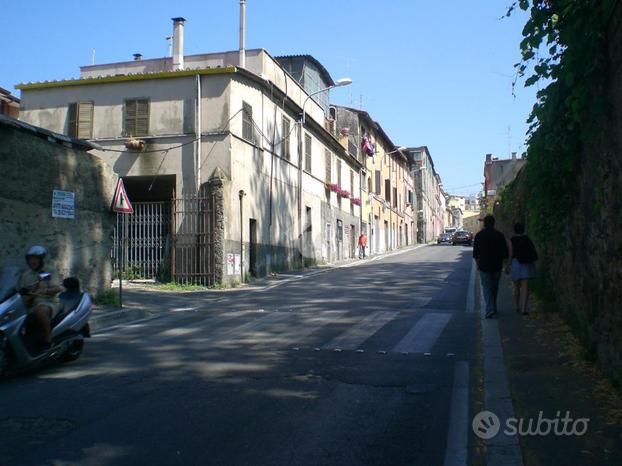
[437,233,453,244]
[452,230,473,246]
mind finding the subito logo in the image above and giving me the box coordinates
[472,410,500,439]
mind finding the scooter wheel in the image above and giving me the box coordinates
[63,340,84,362]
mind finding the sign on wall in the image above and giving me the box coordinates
[226,253,241,275]
[52,190,75,219]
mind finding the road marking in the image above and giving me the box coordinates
[478,274,524,466]
[393,313,452,354]
[323,311,398,351]
[443,361,470,466]
[466,259,476,313]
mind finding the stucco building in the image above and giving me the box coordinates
[17,18,361,284]
[408,146,441,243]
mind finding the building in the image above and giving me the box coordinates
[0,87,20,118]
[333,106,414,255]
[17,17,362,285]
[408,146,440,243]
[483,152,526,209]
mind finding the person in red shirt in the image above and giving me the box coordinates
[358,233,368,259]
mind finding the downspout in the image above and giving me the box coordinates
[196,74,202,192]
[297,121,303,267]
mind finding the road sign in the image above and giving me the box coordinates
[112,178,134,214]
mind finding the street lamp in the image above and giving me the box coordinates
[297,78,352,267]
[300,77,352,124]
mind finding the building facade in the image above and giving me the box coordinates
[409,146,440,243]
[17,18,361,284]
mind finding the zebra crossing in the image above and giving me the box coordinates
[95,306,456,356]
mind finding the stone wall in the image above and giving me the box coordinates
[0,120,115,296]
[494,3,622,382]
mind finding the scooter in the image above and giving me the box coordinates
[0,266,92,377]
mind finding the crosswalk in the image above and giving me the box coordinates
[95,307,456,356]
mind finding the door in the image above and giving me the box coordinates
[325,223,332,262]
[249,218,257,277]
[350,224,356,258]
[384,220,389,253]
[336,220,343,260]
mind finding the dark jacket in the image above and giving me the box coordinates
[473,227,509,273]
[511,235,538,264]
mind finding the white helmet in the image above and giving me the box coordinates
[25,245,48,259]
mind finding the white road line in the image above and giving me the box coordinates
[444,361,470,466]
[479,274,524,466]
[393,312,452,354]
[466,259,476,313]
[323,311,398,350]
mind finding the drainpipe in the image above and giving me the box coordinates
[239,0,246,68]
[196,74,202,191]
[297,121,303,268]
[239,190,246,283]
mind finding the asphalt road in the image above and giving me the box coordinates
[0,245,482,466]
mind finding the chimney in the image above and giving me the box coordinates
[485,153,492,163]
[511,151,517,160]
[239,1,246,68]
[171,17,186,71]
[133,53,142,61]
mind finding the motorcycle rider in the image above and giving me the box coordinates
[19,246,63,347]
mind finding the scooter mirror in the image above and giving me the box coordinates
[39,272,51,281]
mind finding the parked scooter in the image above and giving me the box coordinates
[0,266,92,377]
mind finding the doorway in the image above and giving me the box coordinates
[249,219,258,277]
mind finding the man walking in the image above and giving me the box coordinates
[358,233,368,259]
[473,215,509,318]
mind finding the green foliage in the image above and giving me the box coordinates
[154,282,209,292]
[504,0,614,244]
[93,289,120,307]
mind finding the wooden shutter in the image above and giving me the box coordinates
[385,179,391,202]
[325,149,332,183]
[337,159,342,186]
[124,99,137,136]
[135,99,149,136]
[242,102,253,141]
[77,101,93,139]
[282,116,290,159]
[304,134,312,172]
[67,103,78,137]
[375,170,381,195]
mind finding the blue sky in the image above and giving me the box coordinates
[0,1,534,196]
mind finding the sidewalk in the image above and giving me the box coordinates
[494,274,622,465]
[90,244,427,332]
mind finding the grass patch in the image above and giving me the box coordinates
[93,289,120,307]
[153,282,210,292]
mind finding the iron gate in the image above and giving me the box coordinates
[113,195,215,285]
[171,195,215,286]
[113,202,171,279]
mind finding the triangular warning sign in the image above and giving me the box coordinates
[112,178,134,214]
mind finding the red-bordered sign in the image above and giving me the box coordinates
[111,178,134,214]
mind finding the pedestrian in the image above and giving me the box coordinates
[506,222,538,315]
[358,233,368,259]
[473,215,509,318]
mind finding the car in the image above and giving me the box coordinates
[437,233,453,244]
[452,230,473,246]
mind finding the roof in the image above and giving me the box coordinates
[16,66,236,90]
[0,87,20,103]
[0,114,96,151]
[275,54,335,87]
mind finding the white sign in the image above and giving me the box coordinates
[52,190,75,219]
[226,253,241,275]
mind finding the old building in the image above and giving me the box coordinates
[17,17,361,285]
[408,146,441,243]
[333,106,414,255]
[483,152,526,209]
[0,87,19,118]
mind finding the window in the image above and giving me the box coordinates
[281,116,290,159]
[325,149,332,183]
[124,99,149,137]
[68,101,94,139]
[304,134,312,172]
[375,170,381,195]
[393,187,398,208]
[337,159,342,187]
[385,179,391,203]
[242,101,254,142]
[367,177,372,192]
[350,170,355,193]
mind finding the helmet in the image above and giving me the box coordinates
[25,245,48,259]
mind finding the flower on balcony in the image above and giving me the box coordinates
[338,189,351,199]
[351,197,362,206]
[329,183,341,193]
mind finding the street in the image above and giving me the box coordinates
[0,245,480,466]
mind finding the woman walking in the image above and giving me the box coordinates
[506,223,538,315]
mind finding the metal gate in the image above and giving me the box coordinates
[113,196,215,285]
[171,195,215,286]
[113,202,170,280]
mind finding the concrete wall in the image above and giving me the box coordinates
[0,123,115,296]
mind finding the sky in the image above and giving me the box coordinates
[0,1,535,197]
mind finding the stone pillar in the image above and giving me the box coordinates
[206,168,227,284]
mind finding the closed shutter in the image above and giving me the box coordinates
[242,102,253,141]
[282,116,290,159]
[325,149,331,183]
[337,160,342,186]
[67,103,78,137]
[77,101,94,139]
[375,171,381,195]
[385,179,391,203]
[304,134,312,172]
[125,99,149,137]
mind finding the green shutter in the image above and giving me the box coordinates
[77,101,93,139]
[67,103,78,137]
[124,100,136,136]
[135,99,149,136]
